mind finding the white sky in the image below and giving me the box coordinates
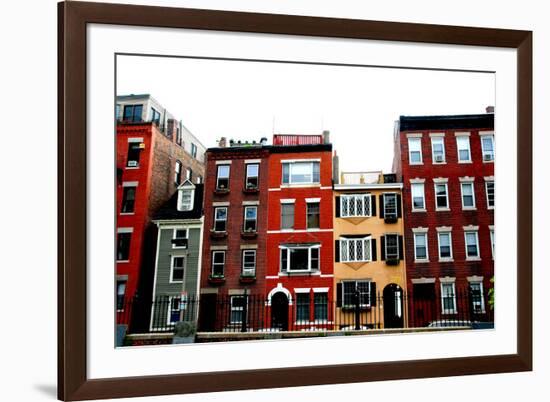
[117,55,494,172]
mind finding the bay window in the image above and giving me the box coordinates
[340,236,372,263]
[280,244,320,272]
[340,194,372,217]
[281,161,320,185]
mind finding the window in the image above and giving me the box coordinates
[441,283,457,314]
[281,203,294,230]
[116,280,126,310]
[213,207,228,232]
[314,293,328,321]
[168,297,182,325]
[211,251,225,276]
[174,161,182,185]
[245,164,259,188]
[178,187,194,211]
[490,229,495,259]
[465,231,480,259]
[438,232,453,260]
[481,135,495,162]
[343,281,371,308]
[170,256,185,283]
[281,161,320,185]
[470,282,485,313]
[123,104,142,122]
[150,107,161,125]
[172,229,187,249]
[196,176,202,184]
[175,126,182,146]
[340,237,372,263]
[243,206,257,232]
[186,168,193,181]
[116,232,131,261]
[230,296,246,324]
[296,293,310,322]
[385,234,399,260]
[383,193,398,218]
[486,181,495,209]
[456,136,471,162]
[242,250,256,276]
[461,182,476,209]
[434,183,449,210]
[431,137,446,163]
[126,142,141,167]
[121,186,136,213]
[216,165,230,189]
[411,183,425,211]
[191,143,198,159]
[306,202,320,229]
[340,194,371,217]
[280,245,320,272]
[115,104,121,120]
[408,137,422,164]
[414,232,428,261]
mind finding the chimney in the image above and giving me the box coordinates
[322,130,330,144]
[486,106,495,114]
[332,150,339,184]
[260,137,268,145]
[218,137,227,147]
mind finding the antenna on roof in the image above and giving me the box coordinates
[272,115,275,135]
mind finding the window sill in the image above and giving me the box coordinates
[409,162,423,166]
[169,280,184,284]
[482,160,495,164]
[306,228,321,232]
[432,161,447,165]
[280,183,321,188]
[208,275,226,285]
[462,207,477,211]
[458,160,473,164]
[436,208,451,212]
[116,260,130,263]
[214,188,230,195]
[487,206,495,210]
[279,270,321,276]
[210,230,228,239]
[414,259,430,263]
[466,257,482,261]
[241,231,258,239]
[439,258,454,262]
[120,212,135,216]
[125,166,140,170]
[412,209,427,213]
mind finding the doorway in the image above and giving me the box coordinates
[383,283,404,328]
[271,292,289,330]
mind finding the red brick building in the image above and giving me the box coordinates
[115,94,205,326]
[393,113,495,326]
[265,133,334,331]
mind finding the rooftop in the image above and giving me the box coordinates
[399,113,494,131]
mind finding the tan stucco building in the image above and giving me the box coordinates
[333,172,408,329]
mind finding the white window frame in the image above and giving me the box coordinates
[342,280,372,308]
[464,230,481,260]
[306,201,321,229]
[437,231,453,261]
[340,236,372,263]
[485,181,495,209]
[280,202,295,230]
[174,160,182,184]
[456,135,472,163]
[177,187,194,211]
[216,164,230,189]
[431,137,446,163]
[434,182,450,211]
[230,295,248,324]
[242,249,257,276]
[282,161,320,185]
[211,251,225,276]
[408,137,423,165]
[169,256,185,284]
[480,134,495,162]
[243,206,258,232]
[411,183,426,211]
[460,182,476,210]
[166,296,182,325]
[413,232,429,262]
[213,207,228,232]
[470,281,486,314]
[340,194,372,218]
[490,227,495,260]
[440,282,457,314]
[383,193,398,218]
[280,244,321,273]
[172,228,188,249]
[384,233,400,260]
[245,163,259,188]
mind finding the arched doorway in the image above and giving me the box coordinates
[383,284,404,328]
[271,292,289,330]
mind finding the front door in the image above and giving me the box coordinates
[383,284,404,328]
[412,283,436,327]
[271,292,289,330]
[198,293,217,332]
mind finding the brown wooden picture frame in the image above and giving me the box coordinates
[58,1,532,400]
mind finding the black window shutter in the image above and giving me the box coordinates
[399,235,404,260]
[335,240,340,262]
[335,196,341,218]
[371,194,376,216]
[397,194,402,218]
[370,282,377,307]
[336,283,342,308]
[380,236,386,260]
[371,238,377,261]
[379,194,385,218]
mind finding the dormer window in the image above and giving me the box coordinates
[177,180,195,211]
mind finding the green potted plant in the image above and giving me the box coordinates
[172,321,196,344]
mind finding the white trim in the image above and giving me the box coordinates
[432,177,448,183]
[127,137,143,143]
[334,183,403,190]
[266,284,293,306]
[484,175,495,181]
[240,244,258,249]
[469,281,486,313]
[434,182,450,211]
[459,176,475,182]
[437,231,453,261]
[413,231,429,262]
[460,181,477,210]
[242,200,260,206]
[411,277,435,284]
[117,227,133,233]
[489,225,495,231]
[320,274,334,278]
[306,198,321,203]
[279,183,321,189]
[280,198,296,204]
[480,133,495,163]
[154,220,203,228]
[215,160,232,165]
[320,186,333,190]
[409,178,426,184]
[294,288,311,293]
[280,158,321,163]
[439,276,456,283]
[149,227,163,331]
[456,135,472,163]
[268,188,282,192]
[267,229,333,234]
[212,202,230,207]
[454,131,471,137]
[407,137,423,165]
[463,225,480,230]
[464,230,481,260]
[122,181,138,187]
[195,220,204,298]
[431,136,446,164]
[467,275,485,282]
[406,132,423,138]
[313,287,330,293]
[429,132,445,138]
[412,227,429,233]
[479,130,495,136]
[436,226,453,232]
[440,282,457,315]
[171,228,188,249]
[485,180,495,210]
[169,255,185,284]
[244,159,261,163]
[210,245,228,251]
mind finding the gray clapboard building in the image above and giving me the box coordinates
[150,180,204,331]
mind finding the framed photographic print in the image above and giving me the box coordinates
[58,1,532,400]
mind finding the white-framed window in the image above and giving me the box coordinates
[437,231,453,260]
[314,292,328,321]
[245,163,259,188]
[211,251,225,276]
[306,202,320,229]
[408,137,423,164]
[213,207,228,232]
[116,280,126,311]
[281,203,295,230]
[464,230,480,259]
[177,187,194,211]
[480,134,495,162]
[431,137,446,163]
[434,183,449,210]
[340,237,372,263]
[460,182,476,209]
[411,183,426,211]
[295,293,310,322]
[167,296,182,325]
[230,296,247,324]
[281,161,320,185]
[342,281,371,308]
[470,281,486,313]
[384,233,399,260]
[170,256,185,283]
[340,194,372,217]
[243,206,257,232]
[116,232,132,261]
[485,181,495,209]
[121,186,136,214]
[441,282,457,314]
[280,244,320,272]
[216,164,230,189]
[186,167,193,181]
[174,160,182,185]
[383,193,398,218]
[191,143,198,159]
[413,232,429,261]
[242,250,256,276]
[456,136,471,162]
[490,228,495,259]
[171,228,188,249]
